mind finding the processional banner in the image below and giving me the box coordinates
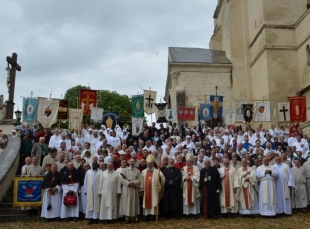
[178,107,195,121]
[90,107,103,122]
[235,100,247,122]
[22,98,38,123]
[13,177,44,208]
[154,103,167,123]
[102,112,119,129]
[225,109,236,124]
[166,109,177,122]
[210,95,223,119]
[132,117,143,136]
[132,95,144,117]
[68,108,83,131]
[277,102,290,122]
[254,101,270,122]
[143,90,157,114]
[243,104,254,122]
[288,96,307,122]
[199,103,212,121]
[79,89,97,116]
[57,99,69,120]
[37,98,60,128]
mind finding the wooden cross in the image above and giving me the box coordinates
[6,53,21,119]
[279,106,288,121]
[81,95,95,109]
[215,86,218,96]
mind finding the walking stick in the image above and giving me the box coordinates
[156,171,161,223]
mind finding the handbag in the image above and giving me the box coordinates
[63,190,77,206]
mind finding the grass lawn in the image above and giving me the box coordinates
[1,212,309,229]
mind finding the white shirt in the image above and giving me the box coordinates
[288,137,297,146]
[48,134,61,148]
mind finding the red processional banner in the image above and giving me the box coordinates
[79,89,97,116]
[288,96,307,122]
[178,107,195,121]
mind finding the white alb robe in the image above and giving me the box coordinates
[303,160,310,205]
[256,165,279,216]
[41,185,62,218]
[181,166,200,215]
[273,163,294,215]
[60,183,80,218]
[291,166,307,208]
[98,170,121,220]
[84,169,102,219]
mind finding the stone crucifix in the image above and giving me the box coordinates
[6,53,21,119]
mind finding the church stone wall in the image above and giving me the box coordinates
[247,0,264,42]
[168,65,233,127]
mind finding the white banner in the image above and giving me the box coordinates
[37,98,60,128]
[235,100,247,122]
[143,90,157,114]
[132,117,143,136]
[225,109,236,125]
[254,101,270,122]
[90,107,103,122]
[278,102,290,122]
[69,108,83,131]
[166,109,177,122]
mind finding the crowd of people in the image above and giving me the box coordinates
[18,121,310,224]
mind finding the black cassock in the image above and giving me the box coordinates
[199,167,221,218]
[42,171,61,189]
[161,166,183,215]
[60,167,80,184]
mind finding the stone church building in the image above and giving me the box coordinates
[165,0,310,129]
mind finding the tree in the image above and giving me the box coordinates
[64,85,132,124]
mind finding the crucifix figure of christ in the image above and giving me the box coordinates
[81,95,95,110]
[280,106,288,121]
[145,94,154,108]
[6,53,21,119]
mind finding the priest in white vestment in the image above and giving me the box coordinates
[303,159,310,205]
[236,159,259,216]
[256,157,279,216]
[181,153,200,218]
[218,159,238,216]
[84,161,102,224]
[273,156,294,215]
[119,159,141,223]
[41,164,62,221]
[116,160,128,218]
[98,162,121,223]
[140,154,165,221]
[291,159,308,212]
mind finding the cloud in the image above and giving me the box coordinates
[0,0,217,119]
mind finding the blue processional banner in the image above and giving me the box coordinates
[199,103,212,121]
[210,95,223,119]
[13,177,44,208]
[22,98,38,123]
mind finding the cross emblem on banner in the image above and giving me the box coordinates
[280,106,288,121]
[81,95,95,109]
[145,94,154,108]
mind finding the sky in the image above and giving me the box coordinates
[0,0,217,120]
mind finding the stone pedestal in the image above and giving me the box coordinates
[0,119,17,135]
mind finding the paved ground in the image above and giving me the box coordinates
[1,212,310,229]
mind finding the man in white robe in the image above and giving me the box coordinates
[236,158,258,217]
[291,159,308,212]
[256,157,279,216]
[115,159,128,218]
[273,156,294,216]
[98,162,121,224]
[218,159,238,217]
[303,158,310,206]
[140,154,165,221]
[83,161,102,224]
[119,158,141,223]
[41,164,62,221]
[181,153,200,219]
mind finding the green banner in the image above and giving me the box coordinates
[132,95,144,117]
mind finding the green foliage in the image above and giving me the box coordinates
[63,86,132,125]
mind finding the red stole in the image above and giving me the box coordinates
[145,170,153,209]
[224,169,230,207]
[187,167,194,205]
